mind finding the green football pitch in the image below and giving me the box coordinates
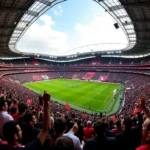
[24,79,123,114]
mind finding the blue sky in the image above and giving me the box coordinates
[17,0,128,55]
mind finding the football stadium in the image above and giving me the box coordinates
[0,0,150,150]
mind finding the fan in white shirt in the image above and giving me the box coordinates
[0,99,13,137]
[64,123,82,150]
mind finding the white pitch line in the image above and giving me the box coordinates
[102,94,113,112]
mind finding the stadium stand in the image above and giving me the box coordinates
[0,0,150,150]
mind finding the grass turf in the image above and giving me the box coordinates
[24,79,122,114]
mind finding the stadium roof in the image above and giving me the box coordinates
[119,0,150,55]
[0,0,150,57]
[0,0,35,56]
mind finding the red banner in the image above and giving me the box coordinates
[32,75,42,81]
[82,72,95,80]
[100,75,107,81]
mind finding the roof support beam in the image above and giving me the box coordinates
[37,0,52,6]
[137,30,150,33]
[109,3,150,11]
[25,10,39,17]
[0,46,8,48]
[123,22,133,26]
[9,43,16,45]
[0,35,11,38]
[20,20,30,24]
[122,19,150,26]
[135,20,150,23]
[117,15,128,19]
[0,8,39,16]
[129,40,136,42]
[123,3,150,8]
[127,33,135,35]
[138,38,150,40]
[109,5,123,11]
[0,26,15,30]
[0,42,9,44]
[11,36,20,38]
[15,28,24,31]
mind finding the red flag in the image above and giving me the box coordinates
[66,102,70,111]
[112,115,116,121]
[132,108,137,116]
[27,98,32,105]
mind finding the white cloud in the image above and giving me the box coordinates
[74,14,128,47]
[40,15,55,26]
[17,15,68,55]
[52,5,63,16]
[17,13,128,56]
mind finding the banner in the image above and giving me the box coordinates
[99,75,107,81]
[82,72,95,80]
[72,73,79,79]
[2,78,9,82]
[41,75,49,80]
[32,75,42,81]
[15,80,20,84]
[32,59,39,65]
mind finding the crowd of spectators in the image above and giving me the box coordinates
[0,72,149,150]
[1,56,150,66]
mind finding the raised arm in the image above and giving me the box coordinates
[37,92,51,144]
[140,96,150,118]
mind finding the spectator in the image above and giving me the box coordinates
[0,99,13,137]
[10,107,18,120]
[7,100,13,113]
[136,97,150,150]
[43,117,67,150]
[75,119,84,142]
[49,116,55,135]
[21,112,40,144]
[136,118,150,150]
[64,122,82,150]
[116,117,141,150]
[0,92,51,150]
[55,136,75,150]
[83,120,116,150]
[111,120,122,135]
[17,103,28,127]
[83,121,94,141]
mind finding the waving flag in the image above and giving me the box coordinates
[66,102,70,111]
[27,98,32,105]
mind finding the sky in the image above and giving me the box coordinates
[17,0,128,56]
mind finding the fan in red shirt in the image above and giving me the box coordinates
[111,120,123,135]
[10,107,19,120]
[83,121,94,141]
[136,118,150,150]
[136,96,150,150]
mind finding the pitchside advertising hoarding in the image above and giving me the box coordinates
[24,69,48,72]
